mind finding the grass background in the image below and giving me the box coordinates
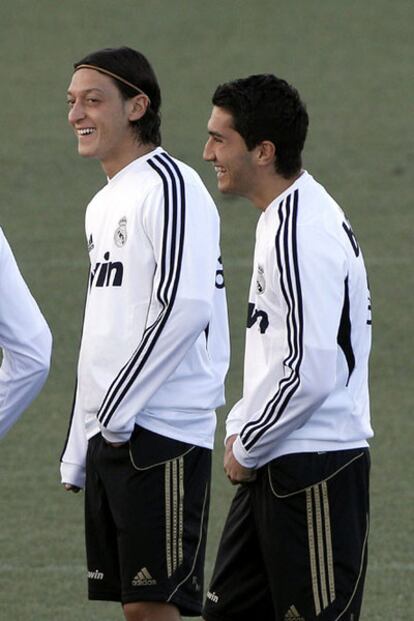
[0,1,412,619]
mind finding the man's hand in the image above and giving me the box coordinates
[224,435,256,485]
[63,483,81,493]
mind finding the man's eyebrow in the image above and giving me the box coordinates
[208,129,225,138]
[66,87,105,96]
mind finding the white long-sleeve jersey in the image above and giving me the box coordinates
[61,148,230,488]
[228,172,373,469]
[0,228,52,438]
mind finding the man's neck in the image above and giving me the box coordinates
[103,142,157,179]
[252,170,303,211]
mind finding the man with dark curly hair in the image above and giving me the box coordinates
[202,74,373,621]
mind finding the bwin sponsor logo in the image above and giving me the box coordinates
[247,302,269,334]
[90,252,124,288]
[88,569,104,580]
[206,591,219,604]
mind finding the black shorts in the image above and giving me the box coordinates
[85,425,211,616]
[203,448,370,621]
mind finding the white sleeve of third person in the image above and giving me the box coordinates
[0,229,52,439]
[97,178,222,443]
[232,222,348,469]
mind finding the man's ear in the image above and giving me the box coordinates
[128,94,150,122]
[255,140,276,167]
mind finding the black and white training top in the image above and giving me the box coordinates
[228,171,374,470]
[61,148,230,488]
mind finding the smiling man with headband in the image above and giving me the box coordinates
[74,63,152,101]
[60,47,230,621]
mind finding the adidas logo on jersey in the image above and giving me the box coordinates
[132,567,157,586]
[88,234,94,252]
[284,605,305,620]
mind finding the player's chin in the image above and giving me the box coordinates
[217,177,232,194]
[77,144,95,158]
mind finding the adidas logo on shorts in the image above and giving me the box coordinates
[284,605,305,620]
[132,567,157,586]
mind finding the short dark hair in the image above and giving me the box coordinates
[212,74,308,178]
[74,46,161,146]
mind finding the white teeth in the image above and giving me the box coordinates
[78,128,95,136]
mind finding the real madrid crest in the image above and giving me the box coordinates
[114,217,127,247]
[256,264,266,294]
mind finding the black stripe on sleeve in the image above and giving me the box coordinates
[97,152,186,428]
[240,189,304,452]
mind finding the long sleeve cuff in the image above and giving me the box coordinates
[232,436,258,470]
[60,461,86,489]
[99,427,132,444]
[225,420,243,445]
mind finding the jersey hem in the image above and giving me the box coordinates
[235,437,370,469]
[136,416,216,450]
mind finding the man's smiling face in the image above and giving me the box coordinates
[203,106,257,197]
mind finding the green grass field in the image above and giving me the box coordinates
[0,1,412,619]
